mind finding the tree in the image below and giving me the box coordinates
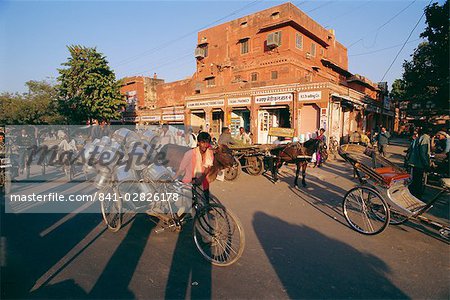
[399,0,449,113]
[0,80,64,125]
[389,78,406,101]
[57,45,125,124]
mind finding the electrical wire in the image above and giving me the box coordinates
[380,0,431,81]
[113,0,262,68]
[349,38,421,57]
[347,0,417,49]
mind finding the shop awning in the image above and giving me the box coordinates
[331,93,365,108]
[260,105,289,110]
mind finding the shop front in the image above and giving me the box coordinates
[186,99,224,136]
[330,93,365,144]
[227,97,251,136]
[297,91,325,141]
[253,93,293,144]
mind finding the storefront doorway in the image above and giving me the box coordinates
[190,110,206,132]
[230,109,250,136]
[257,106,291,143]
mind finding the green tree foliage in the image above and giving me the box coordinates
[0,80,64,125]
[390,78,406,101]
[400,0,449,111]
[57,45,125,124]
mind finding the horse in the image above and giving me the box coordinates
[157,143,235,183]
[267,139,327,188]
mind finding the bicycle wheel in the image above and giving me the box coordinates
[193,203,245,266]
[100,186,122,232]
[342,186,390,235]
[362,184,409,226]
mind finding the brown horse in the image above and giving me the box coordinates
[268,139,326,188]
[157,144,235,183]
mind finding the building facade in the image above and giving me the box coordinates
[120,75,165,124]
[127,3,394,142]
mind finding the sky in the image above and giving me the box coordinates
[0,0,440,93]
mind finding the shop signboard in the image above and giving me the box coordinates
[124,117,140,122]
[255,93,292,105]
[268,127,295,138]
[186,99,224,108]
[162,114,184,121]
[141,115,161,121]
[298,91,322,102]
[228,97,251,106]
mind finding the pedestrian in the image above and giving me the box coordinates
[218,127,235,146]
[315,128,326,167]
[374,126,390,157]
[159,124,176,146]
[360,131,371,147]
[185,127,197,148]
[407,127,431,198]
[237,127,252,145]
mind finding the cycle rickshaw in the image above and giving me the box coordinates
[338,144,449,237]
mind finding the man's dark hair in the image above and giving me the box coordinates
[222,127,229,133]
[197,132,211,143]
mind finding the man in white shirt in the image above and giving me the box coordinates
[237,127,252,145]
[159,124,175,146]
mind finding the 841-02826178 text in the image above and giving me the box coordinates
[97,192,180,202]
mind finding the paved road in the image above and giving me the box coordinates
[1,142,448,299]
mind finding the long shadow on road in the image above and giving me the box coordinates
[253,212,408,299]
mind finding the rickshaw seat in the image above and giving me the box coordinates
[374,167,410,185]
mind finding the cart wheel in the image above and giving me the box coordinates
[100,186,122,232]
[224,158,241,181]
[342,186,390,235]
[246,157,264,176]
[193,203,245,266]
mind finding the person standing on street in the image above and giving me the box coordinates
[407,127,431,198]
[218,127,235,146]
[159,124,176,146]
[237,127,252,145]
[374,126,390,157]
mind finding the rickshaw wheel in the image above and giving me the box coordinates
[193,203,245,266]
[100,186,122,232]
[342,186,390,235]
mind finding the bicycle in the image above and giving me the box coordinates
[100,179,245,266]
[328,136,339,160]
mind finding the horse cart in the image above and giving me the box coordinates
[223,145,269,181]
[224,127,296,181]
[338,144,449,238]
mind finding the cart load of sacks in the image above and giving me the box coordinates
[81,128,192,214]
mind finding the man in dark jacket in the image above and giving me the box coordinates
[374,127,390,157]
[407,127,431,198]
